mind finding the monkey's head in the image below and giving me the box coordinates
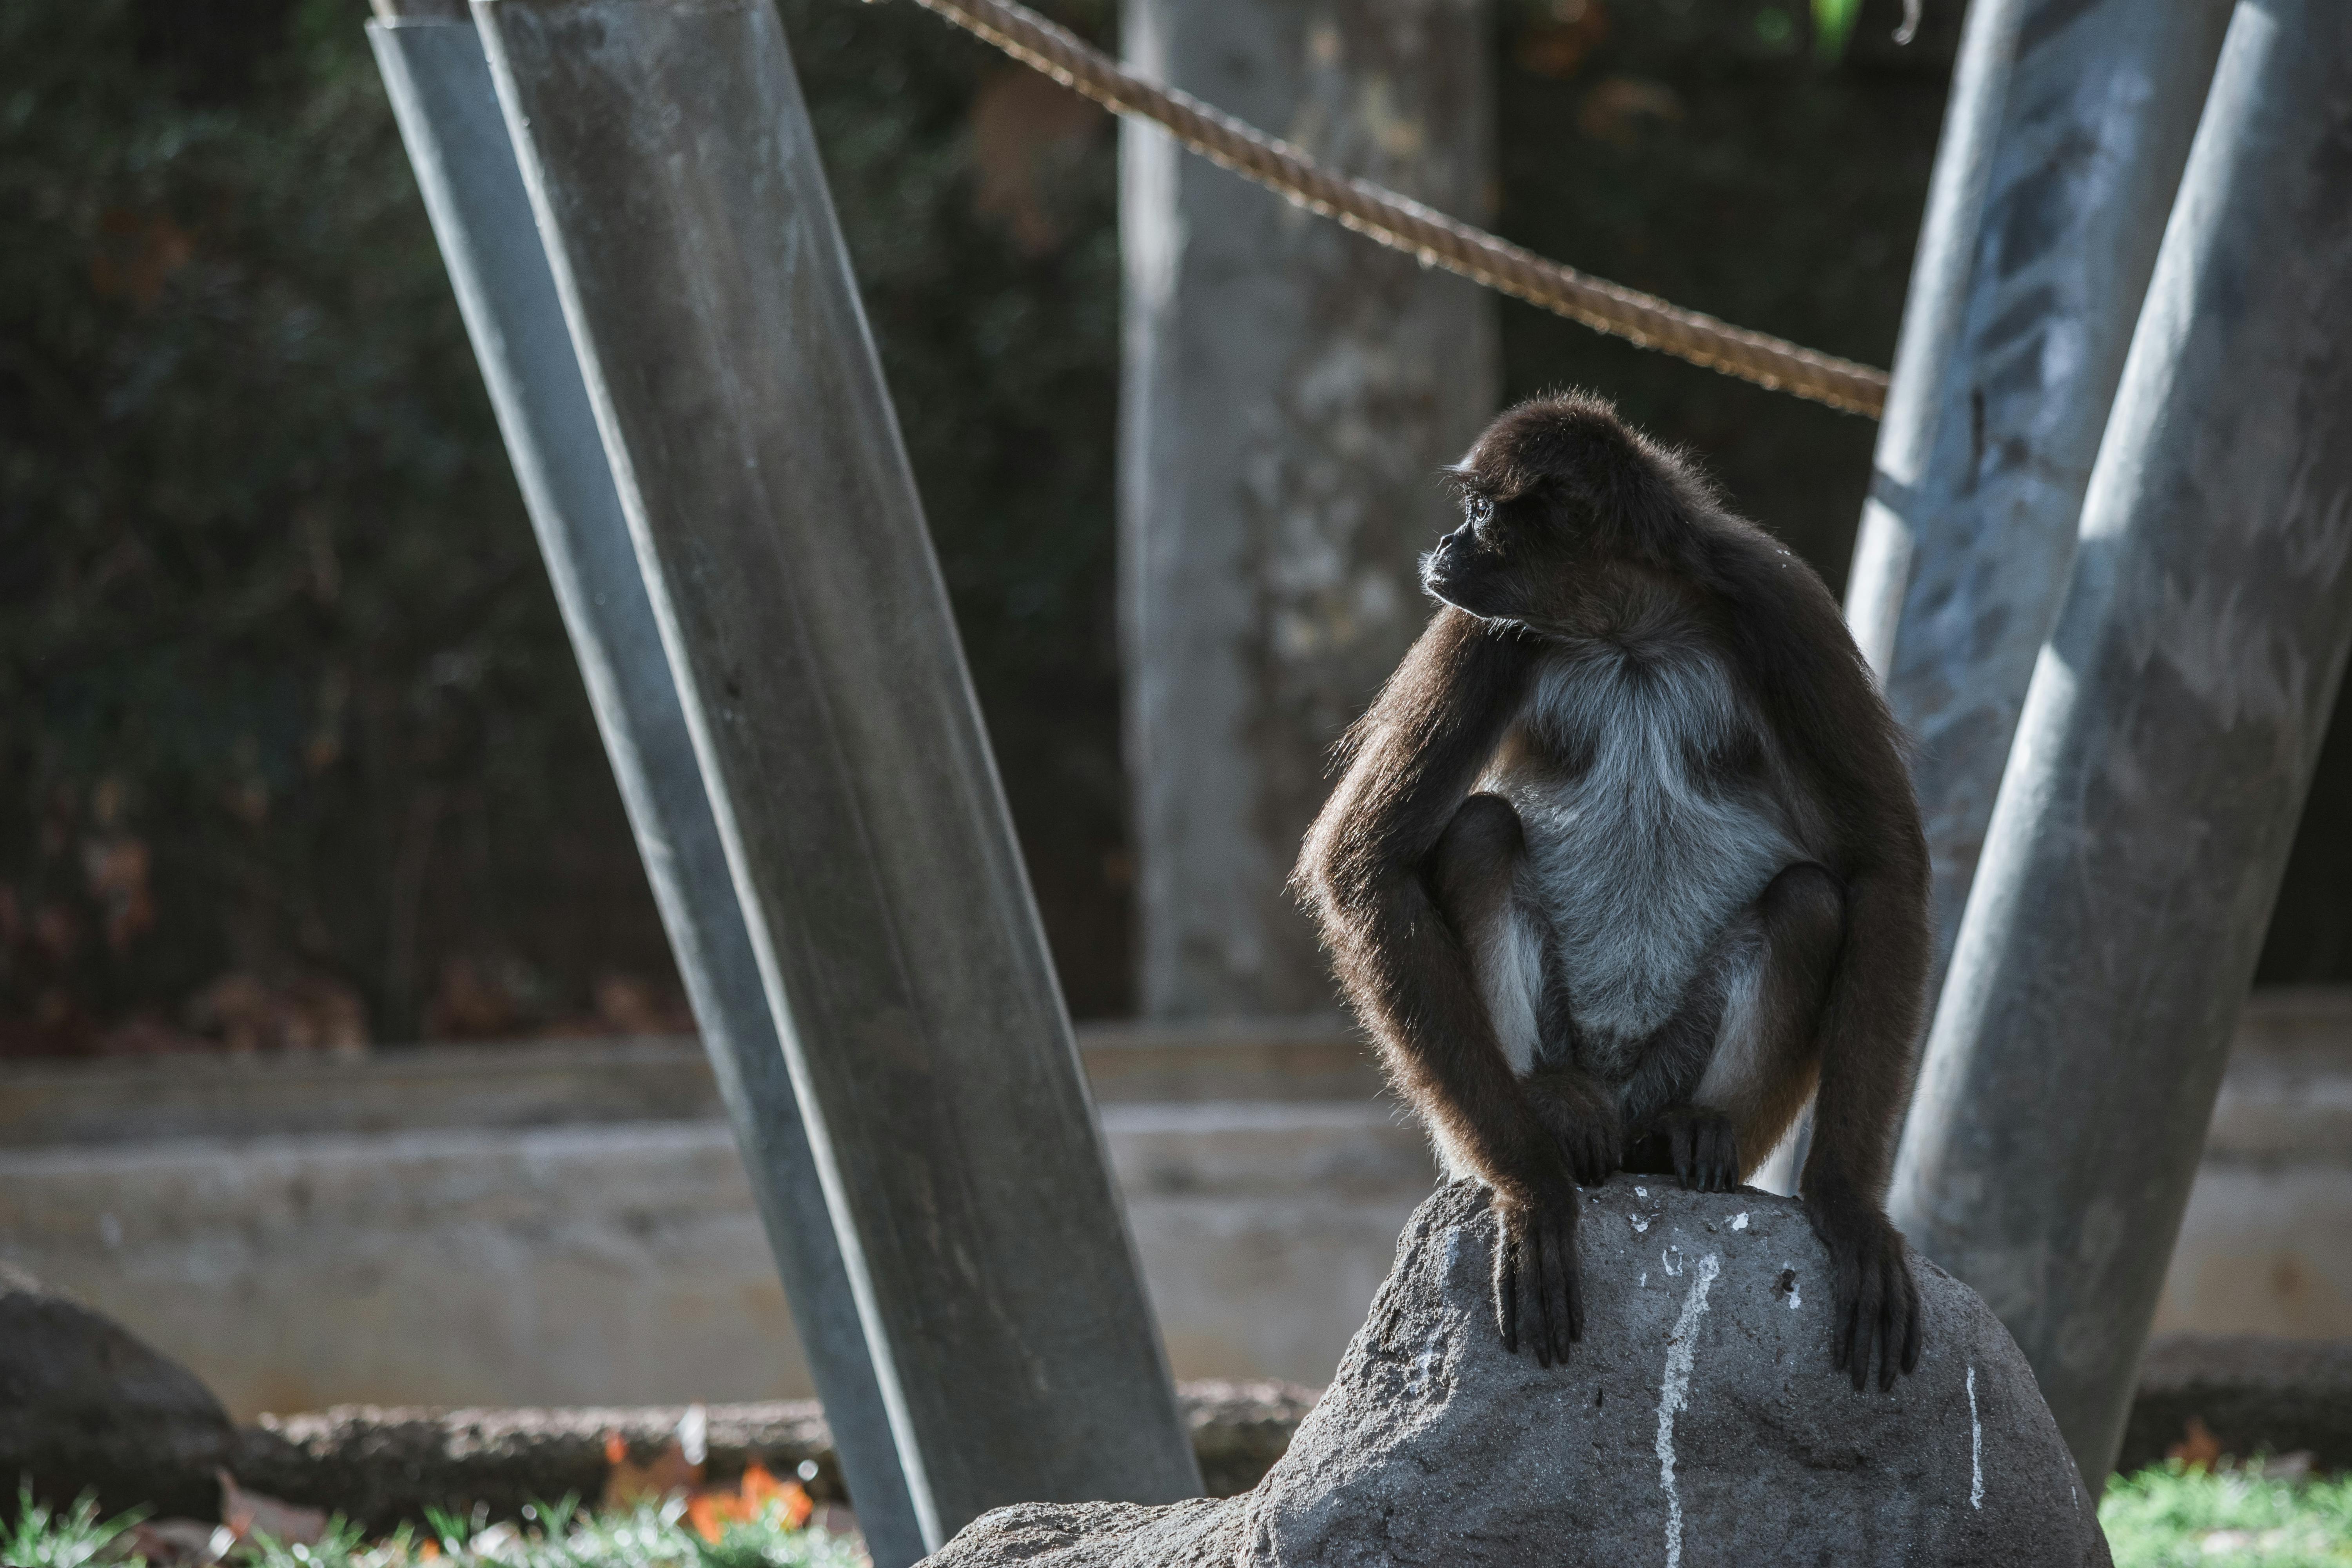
[1422,392,1704,627]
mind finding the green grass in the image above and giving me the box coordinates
[7,1489,866,1568]
[2103,1463,2352,1568]
[5,1490,152,1568]
[17,1466,2352,1566]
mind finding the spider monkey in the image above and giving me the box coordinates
[1295,392,1927,1391]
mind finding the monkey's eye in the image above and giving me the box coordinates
[1466,496,1495,530]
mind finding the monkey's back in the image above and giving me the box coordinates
[1491,632,1798,1078]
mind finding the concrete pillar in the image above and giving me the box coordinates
[1844,0,2232,977]
[1890,0,2352,1487]
[363,13,922,1560]
[1120,0,1495,1018]
[472,0,1200,1544]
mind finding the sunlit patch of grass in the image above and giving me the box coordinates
[2101,1462,2352,1568]
[5,1489,150,1568]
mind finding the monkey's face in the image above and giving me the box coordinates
[1421,490,1581,625]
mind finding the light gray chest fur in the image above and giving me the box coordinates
[1488,639,1796,1074]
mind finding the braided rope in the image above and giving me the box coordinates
[909,0,1890,418]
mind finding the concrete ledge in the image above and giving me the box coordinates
[0,1018,1385,1149]
[233,1381,1320,1528]
[2114,1335,2352,1472]
[2,1000,2343,1422]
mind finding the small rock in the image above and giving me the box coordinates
[926,1178,2111,1567]
[0,1262,235,1518]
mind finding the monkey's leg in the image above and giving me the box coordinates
[1623,863,1846,1192]
[1426,794,1539,1073]
[1429,797,1621,1185]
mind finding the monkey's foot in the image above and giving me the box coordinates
[1522,1071,1623,1187]
[1651,1105,1739,1193]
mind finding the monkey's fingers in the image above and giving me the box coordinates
[1900,1263,1924,1377]
[1877,1269,1906,1393]
[1522,1222,1557,1368]
[1876,1250,1923,1391]
[1703,1119,1739,1192]
[1494,1227,1521,1355]
[1537,1219,1569,1365]
[1833,1249,1867,1390]
[1666,1109,1738,1192]
[1569,1123,1616,1187]
[1550,1207,1585,1354]
[1844,1250,1887,1392]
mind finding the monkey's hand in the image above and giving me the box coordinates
[1804,1178,1922,1392]
[1492,1170,1583,1367]
[1523,1069,1622,1186]
[1653,1105,1739,1193]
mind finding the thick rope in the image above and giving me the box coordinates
[908,0,1890,418]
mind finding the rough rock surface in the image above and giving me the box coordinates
[0,1262,236,1517]
[927,1178,2111,1568]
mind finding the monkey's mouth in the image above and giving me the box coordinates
[1419,544,1486,612]
[1419,546,1459,595]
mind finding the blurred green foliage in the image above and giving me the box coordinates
[7,0,2338,1051]
[0,0,1128,1045]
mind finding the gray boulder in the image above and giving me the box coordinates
[927,1178,2110,1567]
[0,1262,235,1518]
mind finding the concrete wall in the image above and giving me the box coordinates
[2,1002,2343,1420]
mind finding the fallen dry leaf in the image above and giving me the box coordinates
[601,1418,704,1510]
[2166,1415,2224,1472]
[218,1469,331,1547]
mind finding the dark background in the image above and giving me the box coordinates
[5,0,2343,1054]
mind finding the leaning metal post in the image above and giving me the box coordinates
[1891,0,2352,1488]
[1752,0,2229,1201]
[1844,0,2232,984]
[363,9,924,1561]
[471,0,1202,1545]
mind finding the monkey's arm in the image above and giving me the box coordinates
[1727,555,1929,1392]
[1803,794,1928,1392]
[1294,610,1583,1365]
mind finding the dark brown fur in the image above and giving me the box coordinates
[1294,392,1928,1388]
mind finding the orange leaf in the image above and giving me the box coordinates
[685,1495,725,1543]
[739,1461,784,1507]
[2167,1415,2224,1472]
[779,1481,813,1531]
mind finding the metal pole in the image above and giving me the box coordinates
[1844,0,2232,978]
[1890,0,2352,1488]
[362,13,924,1561]
[470,0,1201,1545]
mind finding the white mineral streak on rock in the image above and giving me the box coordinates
[1408,1322,1446,1398]
[1654,1252,1722,1568]
[1968,1364,1984,1509]
[1731,1212,1749,1231]
[1784,1263,1802,1310]
[1662,1247,1683,1277]
[1636,1187,1649,1198]
[1632,1215,1651,1233]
